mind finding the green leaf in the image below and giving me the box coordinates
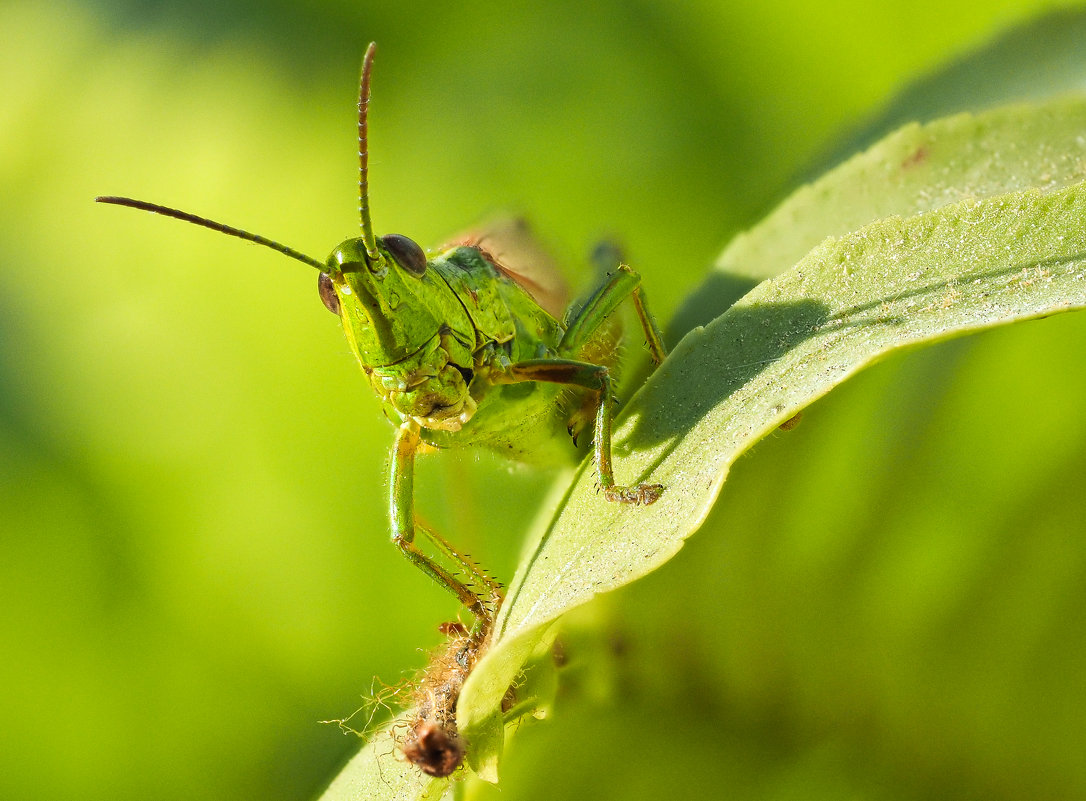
[458,175,1086,760]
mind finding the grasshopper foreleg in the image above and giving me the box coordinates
[505,360,664,505]
[391,421,499,621]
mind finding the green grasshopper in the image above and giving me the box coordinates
[98,43,667,623]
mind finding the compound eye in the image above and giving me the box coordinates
[381,233,427,277]
[317,272,341,315]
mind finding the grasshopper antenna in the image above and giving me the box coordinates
[95,196,327,272]
[357,42,380,261]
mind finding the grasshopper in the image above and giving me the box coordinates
[98,43,667,623]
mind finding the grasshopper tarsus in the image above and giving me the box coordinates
[603,483,664,506]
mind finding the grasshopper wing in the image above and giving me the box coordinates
[445,217,570,320]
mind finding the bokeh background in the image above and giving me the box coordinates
[3,1,1085,799]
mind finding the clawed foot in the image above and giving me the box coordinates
[602,482,664,505]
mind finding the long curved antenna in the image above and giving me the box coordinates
[357,42,380,260]
[95,196,327,271]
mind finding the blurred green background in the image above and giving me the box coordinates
[3,1,1085,799]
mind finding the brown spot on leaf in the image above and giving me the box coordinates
[901,146,928,169]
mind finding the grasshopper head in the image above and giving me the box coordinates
[319,232,450,367]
